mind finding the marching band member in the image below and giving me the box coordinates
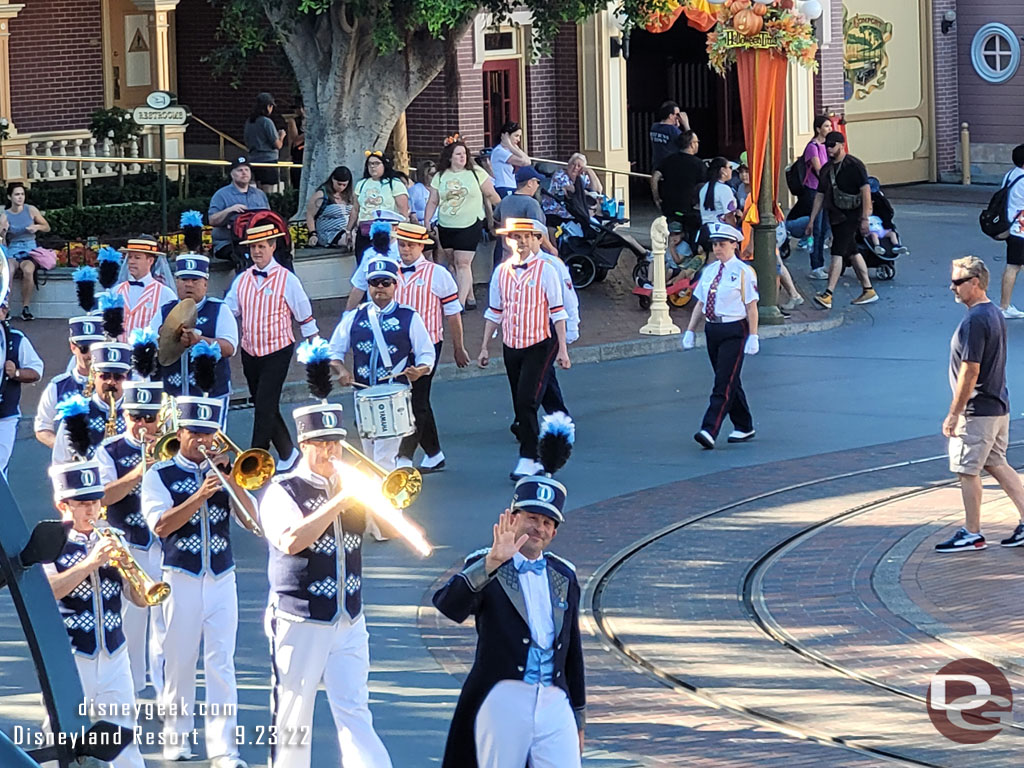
[225,222,319,472]
[682,221,760,450]
[52,342,129,462]
[34,316,104,448]
[45,460,148,768]
[0,299,43,473]
[327,257,435,469]
[478,218,571,479]
[259,352,393,768]
[433,414,585,768]
[151,249,238,407]
[113,236,177,340]
[95,379,165,696]
[392,222,469,472]
[344,211,404,311]
[141,396,256,766]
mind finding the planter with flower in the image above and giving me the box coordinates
[88,107,143,187]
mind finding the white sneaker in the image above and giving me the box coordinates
[808,267,829,280]
[1002,305,1024,319]
[162,743,193,761]
[780,295,805,310]
[210,757,249,768]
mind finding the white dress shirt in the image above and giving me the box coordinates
[224,257,319,338]
[512,551,555,651]
[692,256,759,323]
[147,296,240,355]
[0,331,44,421]
[351,242,401,291]
[327,301,436,373]
[35,366,89,434]
[95,433,143,485]
[119,272,177,309]
[539,251,580,344]
[51,393,119,463]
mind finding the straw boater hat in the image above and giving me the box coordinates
[120,236,161,256]
[394,222,434,245]
[240,223,287,246]
[495,217,545,235]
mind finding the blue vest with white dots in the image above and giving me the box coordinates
[0,331,25,419]
[156,298,231,397]
[267,474,365,622]
[153,458,233,576]
[350,302,417,386]
[62,399,126,460]
[99,435,152,549]
[52,370,86,405]
[53,538,125,657]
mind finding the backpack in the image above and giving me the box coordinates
[980,174,1024,240]
[785,156,807,196]
[230,209,294,272]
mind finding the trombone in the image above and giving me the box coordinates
[148,395,181,465]
[198,431,274,537]
[339,442,422,510]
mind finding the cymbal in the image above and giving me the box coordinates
[157,299,198,366]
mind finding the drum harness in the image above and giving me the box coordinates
[366,304,408,384]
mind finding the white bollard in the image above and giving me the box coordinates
[640,215,681,335]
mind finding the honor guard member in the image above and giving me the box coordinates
[433,414,585,768]
[113,236,177,340]
[344,211,404,311]
[478,218,571,479]
[682,221,760,449]
[45,460,148,768]
[0,300,43,473]
[95,379,165,696]
[141,396,257,766]
[328,257,435,469]
[35,316,104,448]
[151,251,238,408]
[392,222,469,472]
[260,401,394,768]
[225,222,319,472]
[52,342,129,462]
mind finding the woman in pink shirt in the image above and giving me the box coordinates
[801,115,832,279]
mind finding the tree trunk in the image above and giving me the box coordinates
[266,4,462,212]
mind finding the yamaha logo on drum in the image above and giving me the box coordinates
[375,401,390,431]
[536,484,556,504]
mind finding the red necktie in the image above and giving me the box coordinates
[705,262,725,322]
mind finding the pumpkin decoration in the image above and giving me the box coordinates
[733,7,764,35]
[752,2,768,16]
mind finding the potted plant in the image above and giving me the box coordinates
[88,107,143,187]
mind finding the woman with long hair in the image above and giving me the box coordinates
[489,121,531,198]
[304,166,354,248]
[348,151,410,263]
[424,138,500,310]
[243,92,286,192]
[697,157,737,254]
[0,182,50,320]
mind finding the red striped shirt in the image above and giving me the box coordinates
[494,259,562,348]
[236,265,292,356]
[115,280,166,340]
[395,261,457,344]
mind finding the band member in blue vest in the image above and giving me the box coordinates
[259,396,393,768]
[45,460,148,768]
[0,299,42,473]
[433,414,585,768]
[52,342,129,462]
[35,315,103,448]
[141,396,257,766]
[149,251,238,417]
[95,379,165,696]
[327,257,435,469]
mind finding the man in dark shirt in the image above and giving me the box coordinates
[649,100,690,171]
[937,256,1024,553]
[805,132,877,308]
[652,130,705,245]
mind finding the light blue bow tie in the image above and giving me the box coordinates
[516,557,546,575]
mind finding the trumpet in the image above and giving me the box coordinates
[198,439,267,537]
[93,520,171,606]
[105,391,119,437]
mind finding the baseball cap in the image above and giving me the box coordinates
[515,166,546,186]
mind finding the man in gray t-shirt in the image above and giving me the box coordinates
[492,167,554,264]
[937,255,1024,554]
[208,156,270,264]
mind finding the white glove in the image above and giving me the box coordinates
[744,334,759,355]
[682,330,696,350]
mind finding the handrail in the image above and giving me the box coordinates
[532,156,652,181]
[189,116,247,151]
[1,154,299,169]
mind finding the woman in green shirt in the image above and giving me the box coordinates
[348,151,410,263]
[424,138,500,310]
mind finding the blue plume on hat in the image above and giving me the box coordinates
[56,393,90,419]
[56,393,92,458]
[537,412,574,476]
[370,221,392,256]
[297,338,332,401]
[129,326,158,378]
[190,340,221,395]
[97,246,122,289]
[73,265,98,312]
[369,221,391,239]
[99,292,125,339]
[180,210,203,228]
[180,209,204,252]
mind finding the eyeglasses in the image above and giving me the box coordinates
[950,275,976,286]
[368,278,395,288]
[130,413,159,423]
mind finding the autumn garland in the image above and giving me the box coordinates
[706,0,819,75]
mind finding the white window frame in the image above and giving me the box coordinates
[971,23,1020,84]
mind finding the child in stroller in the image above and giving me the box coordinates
[854,177,907,280]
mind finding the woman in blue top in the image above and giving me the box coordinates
[243,92,286,192]
[1,182,50,320]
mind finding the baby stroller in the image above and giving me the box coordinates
[853,177,906,281]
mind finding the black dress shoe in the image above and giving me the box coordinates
[419,460,446,474]
[510,422,520,440]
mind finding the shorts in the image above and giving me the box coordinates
[829,218,859,259]
[948,413,1009,475]
[252,164,280,186]
[6,242,34,261]
[438,220,482,252]
[1007,236,1024,266]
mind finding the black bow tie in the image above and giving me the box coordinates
[128,280,145,287]
[512,262,530,270]
[252,269,268,278]
[400,266,417,274]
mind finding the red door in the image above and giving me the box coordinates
[482,60,521,148]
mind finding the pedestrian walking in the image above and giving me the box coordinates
[113,236,177,340]
[682,222,759,450]
[34,316,102,448]
[997,144,1024,319]
[806,132,878,308]
[936,256,1024,553]
[801,115,833,279]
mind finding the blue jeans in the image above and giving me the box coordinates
[786,209,830,270]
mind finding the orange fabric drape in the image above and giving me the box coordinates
[736,49,787,255]
[684,0,718,32]
[645,5,684,33]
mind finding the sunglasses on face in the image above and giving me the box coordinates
[368,279,395,288]
[130,413,159,423]
[951,275,976,286]
[74,343,92,354]
[98,372,126,381]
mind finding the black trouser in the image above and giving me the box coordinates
[398,341,442,460]
[241,343,295,459]
[540,361,568,415]
[700,320,752,438]
[354,232,370,264]
[504,337,558,459]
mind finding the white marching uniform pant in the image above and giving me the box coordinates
[161,569,240,759]
[74,649,147,768]
[474,680,580,768]
[122,544,166,695]
[0,415,17,475]
[268,610,392,768]
[360,437,400,471]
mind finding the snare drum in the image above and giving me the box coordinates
[354,383,416,439]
